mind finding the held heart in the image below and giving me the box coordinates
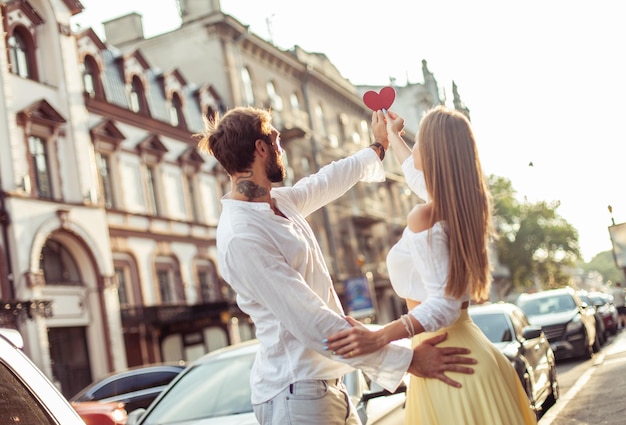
[362,86,396,111]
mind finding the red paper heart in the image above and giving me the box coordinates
[362,86,396,111]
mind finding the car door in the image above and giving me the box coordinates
[513,309,549,401]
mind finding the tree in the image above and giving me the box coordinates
[580,250,624,285]
[489,175,581,297]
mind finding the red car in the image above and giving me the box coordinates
[588,291,619,336]
[71,400,127,425]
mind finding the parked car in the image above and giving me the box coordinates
[588,291,619,336]
[70,362,186,423]
[469,302,559,416]
[516,287,597,360]
[0,328,84,424]
[71,400,128,425]
[126,337,408,425]
[577,290,606,348]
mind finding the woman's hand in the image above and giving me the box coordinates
[324,316,387,358]
[384,109,405,135]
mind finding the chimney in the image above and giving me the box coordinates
[103,12,145,46]
[177,0,222,24]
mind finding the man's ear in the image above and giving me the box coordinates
[255,139,269,157]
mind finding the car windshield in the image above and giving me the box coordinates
[141,353,255,424]
[518,294,576,316]
[470,312,512,343]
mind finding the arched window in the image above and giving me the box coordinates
[8,28,34,79]
[129,75,150,115]
[40,240,82,286]
[82,55,105,99]
[241,67,255,106]
[169,92,187,129]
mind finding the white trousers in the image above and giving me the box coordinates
[253,379,362,425]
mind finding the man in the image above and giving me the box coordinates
[610,282,626,330]
[198,107,475,424]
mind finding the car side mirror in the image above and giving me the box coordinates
[521,325,543,340]
[126,408,146,425]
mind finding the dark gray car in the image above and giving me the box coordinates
[516,287,597,360]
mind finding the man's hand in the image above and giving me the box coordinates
[408,332,476,388]
[371,110,390,150]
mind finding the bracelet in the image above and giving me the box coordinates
[369,142,386,161]
[400,314,415,338]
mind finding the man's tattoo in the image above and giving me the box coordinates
[236,173,267,201]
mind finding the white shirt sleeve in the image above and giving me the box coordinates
[401,156,429,202]
[406,225,464,332]
[223,233,412,391]
[286,148,385,217]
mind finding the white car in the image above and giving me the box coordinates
[127,338,408,425]
[0,328,85,424]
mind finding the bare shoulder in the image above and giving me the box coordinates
[407,202,433,233]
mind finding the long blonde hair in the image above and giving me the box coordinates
[419,106,494,301]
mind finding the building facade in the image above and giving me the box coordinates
[1,0,466,398]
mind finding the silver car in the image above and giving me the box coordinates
[127,338,408,425]
[0,328,85,424]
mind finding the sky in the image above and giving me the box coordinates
[71,0,626,262]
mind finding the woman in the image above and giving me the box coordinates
[325,106,536,424]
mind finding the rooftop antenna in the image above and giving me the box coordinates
[266,14,275,44]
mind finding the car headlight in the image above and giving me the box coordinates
[566,314,582,332]
[501,343,520,360]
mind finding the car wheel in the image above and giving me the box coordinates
[543,361,559,411]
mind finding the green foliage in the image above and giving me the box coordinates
[488,175,581,296]
[580,250,624,284]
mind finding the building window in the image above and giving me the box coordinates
[82,55,105,99]
[40,240,81,286]
[266,81,283,111]
[169,92,187,129]
[8,28,33,79]
[97,152,115,208]
[28,136,53,199]
[315,104,328,137]
[241,67,255,106]
[156,257,183,304]
[157,269,174,304]
[197,261,220,303]
[113,255,141,307]
[145,165,161,215]
[290,93,300,111]
[129,75,149,115]
[115,267,129,306]
[185,174,200,222]
[360,120,369,146]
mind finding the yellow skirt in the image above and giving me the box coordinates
[405,310,537,425]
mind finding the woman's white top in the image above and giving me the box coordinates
[386,158,470,332]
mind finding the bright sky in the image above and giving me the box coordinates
[72,0,626,262]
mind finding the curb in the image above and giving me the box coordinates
[538,331,626,425]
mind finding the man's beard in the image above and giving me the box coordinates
[266,152,286,183]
